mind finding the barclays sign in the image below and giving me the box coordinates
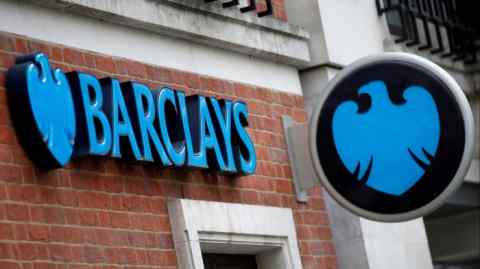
[7,53,256,174]
[309,53,475,222]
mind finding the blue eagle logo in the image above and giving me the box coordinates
[332,81,440,196]
[22,53,76,166]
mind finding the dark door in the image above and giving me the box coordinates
[203,253,258,269]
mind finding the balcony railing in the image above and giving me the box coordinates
[376,0,479,64]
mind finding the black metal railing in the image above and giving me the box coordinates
[376,0,479,64]
[205,0,272,17]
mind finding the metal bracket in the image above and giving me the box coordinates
[282,116,319,202]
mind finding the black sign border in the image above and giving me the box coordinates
[309,53,475,222]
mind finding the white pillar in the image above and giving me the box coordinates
[285,1,435,268]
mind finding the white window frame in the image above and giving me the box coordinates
[168,199,303,269]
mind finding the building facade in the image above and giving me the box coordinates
[0,1,478,269]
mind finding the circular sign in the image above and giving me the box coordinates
[310,53,475,222]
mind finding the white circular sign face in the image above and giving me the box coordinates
[309,53,475,222]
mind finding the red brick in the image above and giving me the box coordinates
[49,244,72,262]
[315,256,337,269]
[6,204,29,221]
[311,241,336,256]
[0,184,5,199]
[13,243,37,260]
[13,149,32,166]
[63,48,85,66]
[97,211,111,227]
[274,7,288,21]
[135,249,148,265]
[36,244,49,260]
[163,250,177,267]
[84,53,96,68]
[0,223,13,240]
[241,190,259,204]
[61,209,78,226]
[275,179,293,194]
[50,226,83,244]
[146,65,172,83]
[125,60,147,79]
[95,55,116,73]
[0,242,12,258]
[114,59,128,75]
[304,212,329,226]
[296,225,311,240]
[299,241,312,255]
[83,246,105,263]
[7,185,39,203]
[49,46,63,62]
[0,35,14,52]
[101,175,123,193]
[0,262,21,269]
[42,207,65,224]
[234,83,254,99]
[29,225,49,241]
[110,212,130,229]
[146,250,164,266]
[0,51,14,69]
[184,72,200,89]
[259,192,283,207]
[84,192,111,209]
[32,263,56,269]
[79,228,96,245]
[301,255,315,269]
[0,204,6,220]
[0,126,17,145]
[28,41,49,54]
[0,106,11,125]
[170,70,185,87]
[0,72,6,89]
[79,210,98,226]
[15,38,28,54]
[308,197,326,211]
[55,190,78,206]
[149,197,167,215]
[70,171,104,191]
[311,227,332,240]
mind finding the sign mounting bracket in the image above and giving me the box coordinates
[282,116,319,203]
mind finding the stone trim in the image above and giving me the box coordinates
[22,0,311,67]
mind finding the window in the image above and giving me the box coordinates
[168,199,303,269]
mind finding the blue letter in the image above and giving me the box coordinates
[208,98,236,173]
[176,91,199,168]
[68,72,111,156]
[232,102,256,174]
[186,95,227,170]
[126,82,171,165]
[100,78,142,160]
[156,88,186,166]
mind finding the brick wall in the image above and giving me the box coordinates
[0,31,336,269]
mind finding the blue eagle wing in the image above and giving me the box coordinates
[332,101,375,181]
[401,86,440,167]
[27,54,76,166]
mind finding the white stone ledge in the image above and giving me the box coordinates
[24,0,311,67]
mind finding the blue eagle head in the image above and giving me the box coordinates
[332,80,440,196]
[9,53,76,167]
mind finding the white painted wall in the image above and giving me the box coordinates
[316,0,388,65]
[361,218,434,269]
[0,0,303,95]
